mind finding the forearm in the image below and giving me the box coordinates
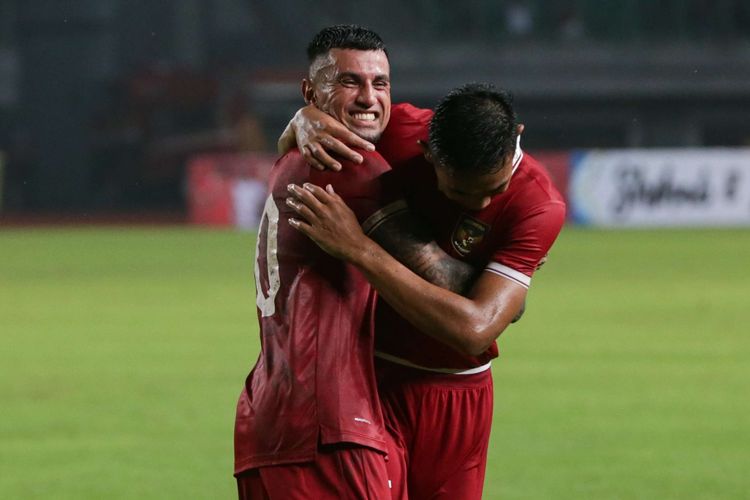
[399,242,476,293]
[353,239,498,356]
[369,208,478,293]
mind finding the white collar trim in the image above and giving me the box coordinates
[512,135,523,175]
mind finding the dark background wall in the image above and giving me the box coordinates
[1,0,749,211]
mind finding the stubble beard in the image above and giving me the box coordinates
[355,129,382,144]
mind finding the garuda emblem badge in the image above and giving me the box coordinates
[451,216,489,256]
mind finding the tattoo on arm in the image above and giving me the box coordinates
[369,210,478,294]
[368,207,528,324]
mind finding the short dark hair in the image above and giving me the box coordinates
[429,83,518,175]
[307,25,388,62]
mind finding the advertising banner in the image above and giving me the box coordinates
[570,149,750,227]
[187,153,275,227]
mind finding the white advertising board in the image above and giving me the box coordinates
[570,149,750,227]
[232,179,267,230]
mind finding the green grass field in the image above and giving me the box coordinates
[1,226,748,499]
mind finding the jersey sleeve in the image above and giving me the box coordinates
[307,149,392,223]
[360,158,433,235]
[377,103,432,168]
[485,200,566,288]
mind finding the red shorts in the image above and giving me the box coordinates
[376,358,494,500]
[236,443,407,500]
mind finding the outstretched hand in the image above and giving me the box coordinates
[286,183,372,262]
[279,105,375,171]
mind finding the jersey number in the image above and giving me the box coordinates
[255,195,280,317]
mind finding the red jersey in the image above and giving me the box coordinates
[377,103,433,168]
[373,104,566,370]
[234,150,391,474]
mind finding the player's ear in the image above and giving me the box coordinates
[517,123,525,136]
[418,140,434,165]
[301,79,316,105]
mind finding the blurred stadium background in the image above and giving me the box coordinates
[1,1,749,498]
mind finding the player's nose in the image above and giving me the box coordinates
[356,84,377,107]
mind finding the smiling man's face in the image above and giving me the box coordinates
[304,48,391,143]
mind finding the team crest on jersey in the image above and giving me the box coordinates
[452,216,489,256]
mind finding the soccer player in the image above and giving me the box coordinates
[233,25,405,499]
[284,84,566,499]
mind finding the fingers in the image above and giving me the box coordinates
[322,136,362,165]
[324,184,343,203]
[332,126,375,154]
[288,217,313,235]
[302,144,330,171]
[286,196,318,224]
[303,134,370,170]
[309,141,342,171]
[287,183,331,216]
[305,141,342,171]
[288,217,331,256]
[295,104,375,168]
[323,132,372,165]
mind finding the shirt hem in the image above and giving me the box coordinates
[374,351,492,374]
[235,435,388,475]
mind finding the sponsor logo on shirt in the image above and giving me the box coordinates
[452,216,489,256]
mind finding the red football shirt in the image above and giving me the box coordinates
[373,104,567,370]
[377,103,433,168]
[234,150,391,474]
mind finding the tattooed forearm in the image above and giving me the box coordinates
[407,241,477,293]
[369,210,479,294]
[366,205,528,324]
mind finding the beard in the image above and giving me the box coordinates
[355,129,382,143]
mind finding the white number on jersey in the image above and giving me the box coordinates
[254,195,280,317]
